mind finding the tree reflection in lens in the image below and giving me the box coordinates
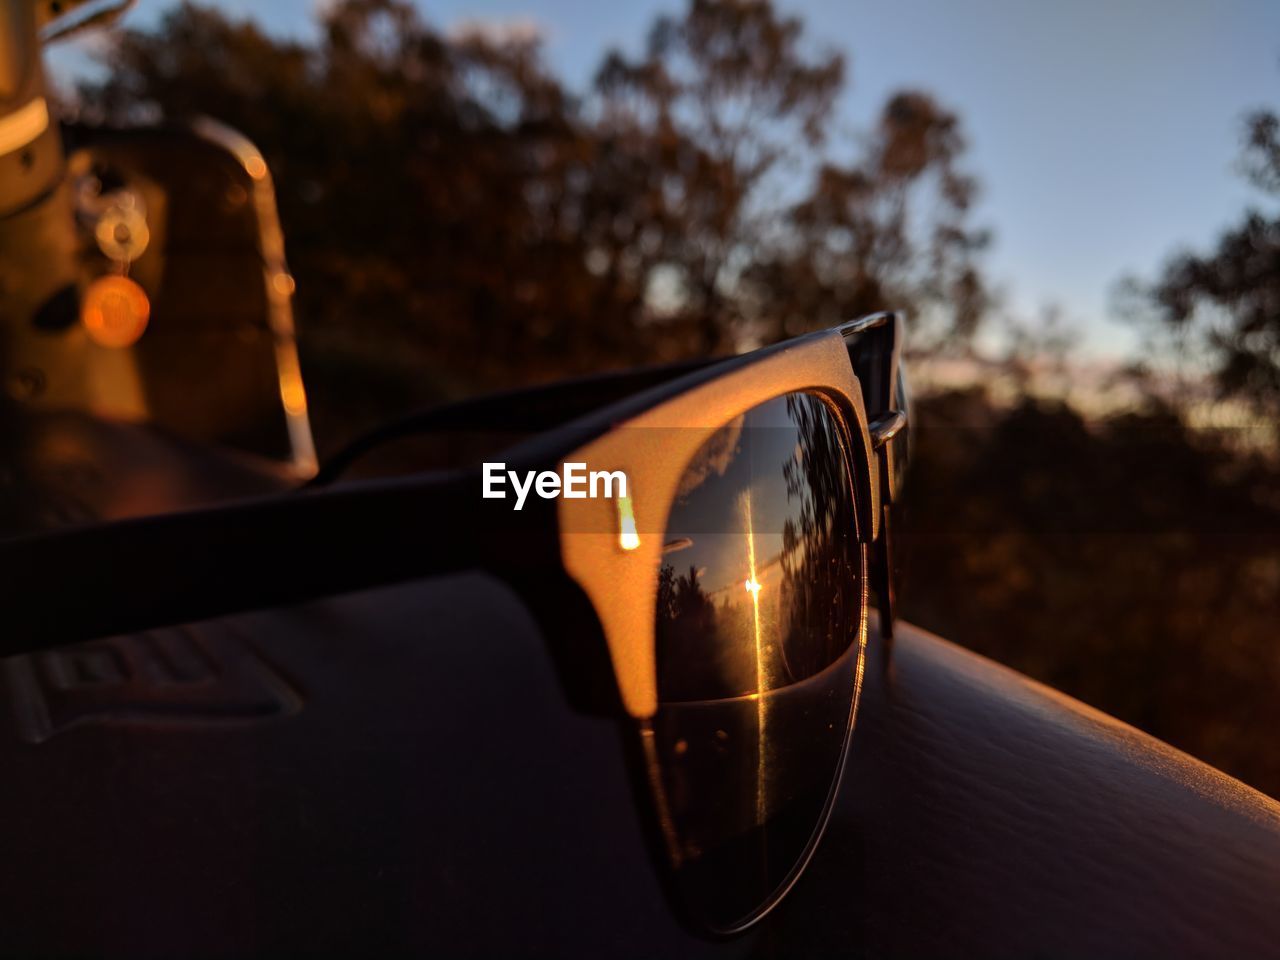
[650,392,866,931]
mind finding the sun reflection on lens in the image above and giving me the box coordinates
[651,392,864,929]
[741,488,768,825]
[618,492,641,551]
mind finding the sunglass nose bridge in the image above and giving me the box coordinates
[836,312,908,653]
[868,410,908,451]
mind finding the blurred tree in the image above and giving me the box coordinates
[1126,105,1280,428]
[894,89,1280,799]
[899,387,1280,797]
[590,0,845,352]
[79,0,990,448]
[744,91,991,351]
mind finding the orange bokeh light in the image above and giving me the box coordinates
[82,276,150,349]
[244,155,268,180]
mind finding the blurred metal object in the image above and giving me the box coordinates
[0,0,83,422]
[191,116,317,476]
[0,93,45,148]
[36,0,135,44]
[0,0,63,215]
[20,121,322,475]
[91,190,149,262]
[1,0,317,477]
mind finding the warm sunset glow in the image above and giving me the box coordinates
[81,276,150,348]
[617,493,640,550]
[742,488,768,824]
[280,372,308,416]
[276,350,309,416]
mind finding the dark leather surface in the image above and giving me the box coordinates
[0,570,1277,958]
[785,624,1280,959]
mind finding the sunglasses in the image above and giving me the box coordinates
[0,310,909,934]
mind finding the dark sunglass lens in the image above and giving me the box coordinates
[650,391,866,931]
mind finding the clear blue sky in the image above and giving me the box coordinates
[47,0,1278,358]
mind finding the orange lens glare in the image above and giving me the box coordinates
[81,276,151,349]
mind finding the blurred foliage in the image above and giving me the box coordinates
[76,0,1280,797]
[79,0,988,449]
[899,389,1280,797]
[1121,105,1280,432]
[1034,90,1280,797]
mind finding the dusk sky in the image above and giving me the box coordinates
[47,0,1278,358]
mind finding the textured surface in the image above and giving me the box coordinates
[781,625,1280,958]
[0,569,1277,957]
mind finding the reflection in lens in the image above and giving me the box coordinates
[650,392,866,931]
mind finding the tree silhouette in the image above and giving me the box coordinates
[744,91,990,351]
[592,0,844,353]
[1127,104,1280,428]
